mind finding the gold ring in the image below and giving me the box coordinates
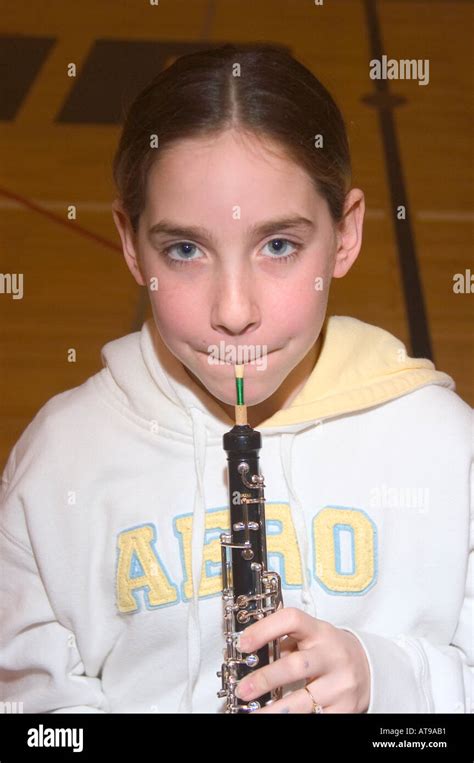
[304,685,324,714]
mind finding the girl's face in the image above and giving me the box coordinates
[113,129,364,411]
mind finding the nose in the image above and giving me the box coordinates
[210,262,261,337]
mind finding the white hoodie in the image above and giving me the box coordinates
[0,315,472,714]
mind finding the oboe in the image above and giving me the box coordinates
[217,363,284,713]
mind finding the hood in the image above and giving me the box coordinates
[100,315,454,712]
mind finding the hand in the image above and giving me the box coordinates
[234,607,371,713]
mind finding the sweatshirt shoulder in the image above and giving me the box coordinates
[407,384,473,446]
[2,373,104,485]
[420,384,472,421]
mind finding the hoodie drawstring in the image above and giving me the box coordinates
[177,407,207,713]
[279,433,318,618]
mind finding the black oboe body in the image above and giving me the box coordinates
[217,422,284,713]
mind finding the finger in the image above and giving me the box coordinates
[238,633,296,658]
[253,683,327,714]
[239,607,326,653]
[279,635,298,654]
[253,676,335,714]
[235,648,321,703]
[254,688,310,714]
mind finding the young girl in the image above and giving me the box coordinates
[0,43,472,715]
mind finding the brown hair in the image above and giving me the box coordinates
[112,42,352,233]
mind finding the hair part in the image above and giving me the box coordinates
[112,42,352,234]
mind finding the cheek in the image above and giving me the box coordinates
[148,283,206,343]
[267,268,327,334]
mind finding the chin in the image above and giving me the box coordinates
[205,374,279,408]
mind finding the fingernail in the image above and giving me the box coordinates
[236,633,249,652]
[236,680,253,700]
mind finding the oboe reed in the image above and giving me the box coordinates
[234,363,247,425]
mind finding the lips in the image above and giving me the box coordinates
[198,349,276,364]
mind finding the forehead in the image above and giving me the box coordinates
[151,129,298,175]
[144,130,324,220]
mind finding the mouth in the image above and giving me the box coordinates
[197,349,277,365]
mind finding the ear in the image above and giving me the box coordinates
[332,188,365,279]
[111,199,146,286]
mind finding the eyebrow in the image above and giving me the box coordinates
[147,216,315,243]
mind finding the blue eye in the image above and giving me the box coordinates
[262,238,300,261]
[161,242,201,265]
[160,237,301,267]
